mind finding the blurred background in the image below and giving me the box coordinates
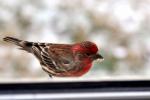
[0,0,150,81]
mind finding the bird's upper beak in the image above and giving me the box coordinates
[91,53,104,62]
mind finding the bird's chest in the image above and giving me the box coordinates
[66,59,92,77]
[76,62,92,76]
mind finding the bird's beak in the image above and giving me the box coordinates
[91,53,104,62]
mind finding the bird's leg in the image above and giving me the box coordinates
[49,74,53,78]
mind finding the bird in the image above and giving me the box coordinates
[3,36,104,77]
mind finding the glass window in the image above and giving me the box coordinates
[1,0,150,82]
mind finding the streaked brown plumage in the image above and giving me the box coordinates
[3,36,104,77]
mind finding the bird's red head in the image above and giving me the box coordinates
[72,41,98,54]
[71,41,103,76]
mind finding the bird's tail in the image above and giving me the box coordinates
[3,36,22,46]
[3,36,33,52]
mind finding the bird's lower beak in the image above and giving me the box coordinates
[91,54,104,62]
[97,54,104,59]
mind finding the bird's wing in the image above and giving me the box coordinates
[32,43,74,73]
[41,48,57,68]
[22,42,56,72]
[47,44,75,72]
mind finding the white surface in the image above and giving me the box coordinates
[0,92,150,100]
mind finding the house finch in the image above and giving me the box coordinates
[3,36,104,77]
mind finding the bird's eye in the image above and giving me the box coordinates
[86,53,90,56]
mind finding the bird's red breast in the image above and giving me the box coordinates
[73,59,92,76]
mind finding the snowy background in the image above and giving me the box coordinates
[1,0,150,81]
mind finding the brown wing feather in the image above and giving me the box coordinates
[47,44,75,71]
